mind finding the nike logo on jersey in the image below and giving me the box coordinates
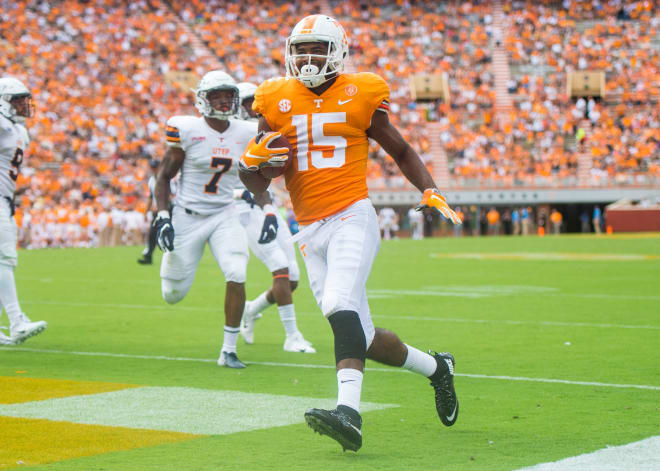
[340,379,356,383]
[338,98,353,106]
[340,214,356,221]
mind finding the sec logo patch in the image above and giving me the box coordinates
[345,84,358,96]
[278,99,292,113]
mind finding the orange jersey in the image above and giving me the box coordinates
[254,73,390,224]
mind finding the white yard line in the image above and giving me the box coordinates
[515,436,660,471]
[2,347,659,391]
[16,300,660,330]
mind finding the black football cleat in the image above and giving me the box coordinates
[217,351,246,369]
[429,351,459,426]
[305,405,362,452]
[137,256,152,265]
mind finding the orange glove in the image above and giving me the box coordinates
[239,131,289,172]
[416,188,462,225]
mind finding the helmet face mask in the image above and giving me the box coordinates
[285,15,349,89]
[194,71,239,120]
[236,82,258,121]
[0,77,33,123]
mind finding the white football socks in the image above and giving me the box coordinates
[249,291,271,315]
[221,326,240,353]
[402,344,438,377]
[0,263,22,325]
[278,304,298,337]
[337,368,363,413]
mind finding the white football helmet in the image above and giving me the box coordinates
[0,77,33,123]
[285,15,349,88]
[193,70,239,120]
[236,82,258,121]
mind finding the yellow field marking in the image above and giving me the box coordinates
[0,376,139,404]
[0,416,198,469]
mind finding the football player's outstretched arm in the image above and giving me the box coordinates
[239,116,273,196]
[367,111,436,192]
[367,111,462,224]
[155,147,184,212]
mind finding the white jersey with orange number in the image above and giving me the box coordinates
[253,73,390,225]
[0,115,29,199]
[165,116,257,215]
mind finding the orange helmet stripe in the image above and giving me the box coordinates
[299,15,320,34]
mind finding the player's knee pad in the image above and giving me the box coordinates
[222,254,248,284]
[321,290,352,317]
[328,310,366,363]
[161,278,190,304]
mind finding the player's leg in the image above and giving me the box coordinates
[241,208,312,351]
[159,207,207,304]
[0,201,46,344]
[276,210,302,296]
[210,212,249,368]
[303,200,379,452]
[138,212,158,264]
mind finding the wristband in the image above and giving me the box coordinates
[263,204,275,215]
[157,210,170,219]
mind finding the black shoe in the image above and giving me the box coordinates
[429,351,459,426]
[137,256,152,265]
[217,351,246,369]
[304,405,362,452]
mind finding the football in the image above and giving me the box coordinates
[258,133,292,179]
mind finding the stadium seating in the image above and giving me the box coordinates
[2,0,658,246]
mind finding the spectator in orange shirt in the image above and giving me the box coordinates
[550,208,563,234]
[487,207,500,235]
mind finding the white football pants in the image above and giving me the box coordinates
[294,198,380,347]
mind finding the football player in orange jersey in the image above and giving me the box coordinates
[240,15,462,452]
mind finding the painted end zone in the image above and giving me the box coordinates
[0,378,398,468]
[0,377,197,469]
[0,376,139,404]
[0,416,197,469]
[0,386,398,435]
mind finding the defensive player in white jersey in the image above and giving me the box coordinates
[153,70,254,369]
[234,82,314,353]
[0,77,47,345]
[378,206,399,240]
[407,206,424,240]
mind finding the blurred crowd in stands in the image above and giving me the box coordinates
[1,0,658,247]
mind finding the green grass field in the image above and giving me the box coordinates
[1,234,659,470]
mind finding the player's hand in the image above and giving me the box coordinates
[416,188,462,225]
[239,131,289,172]
[154,211,175,252]
[233,189,255,208]
[258,205,278,244]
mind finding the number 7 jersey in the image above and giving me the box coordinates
[253,72,390,225]
[166,116,257,215]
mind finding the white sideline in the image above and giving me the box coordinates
[2,346,659,391]
[515,436,660,471]
[17,300,660,330]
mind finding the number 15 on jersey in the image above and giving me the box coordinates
[290,112,347,171]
